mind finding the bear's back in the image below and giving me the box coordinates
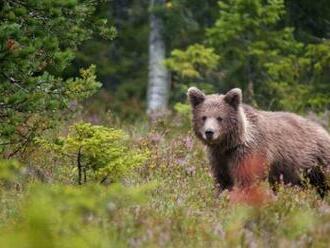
[245,106,330,168]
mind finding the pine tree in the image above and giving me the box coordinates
[167,0,330,112]
[0,0,116,157]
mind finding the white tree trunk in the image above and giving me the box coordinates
[147,0,169,116]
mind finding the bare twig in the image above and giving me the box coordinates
[77,147,82,185]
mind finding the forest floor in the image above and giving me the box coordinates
[1,114,330,247]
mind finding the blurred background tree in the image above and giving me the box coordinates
[72,0,219,119]
[70,0,330,117]
[147,0,170,117]
[165,0,330,112]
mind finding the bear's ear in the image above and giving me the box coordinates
[187,87,205,107]
[224,88,242,109]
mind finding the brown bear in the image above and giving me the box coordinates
[187,87,330,197]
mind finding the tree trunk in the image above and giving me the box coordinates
[147,0,169,117]
[247,79,255,103]
[246,59,257,106]
[77,147,82,185]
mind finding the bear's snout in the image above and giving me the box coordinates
[205,129,214,140]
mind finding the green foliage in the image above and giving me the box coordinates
[167,0,330,112]
[173,103,192,129]
[0,159,22,184]
[174,103,191,118]
[264,40,330,112]
[207,0,301,108]
[286,0,330,41]
[161,0,219,46]
[72,0,150,121]
[165,44,219,79]
[37,123,149,184]
[0,183,151,248]
[165,44,220,101]
[0,0,115,156]
[72,0,219,119]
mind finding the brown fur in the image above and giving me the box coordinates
[188,87,330,197]
[229,184,273,206]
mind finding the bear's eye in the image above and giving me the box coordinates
[202,116,207,121]
[217,117,223,122]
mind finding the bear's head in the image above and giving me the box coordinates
[187,87,246,148]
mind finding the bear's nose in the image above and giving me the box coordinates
[205,129,214,140]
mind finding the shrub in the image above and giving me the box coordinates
[0,159,22,183]
[37,123,150,184]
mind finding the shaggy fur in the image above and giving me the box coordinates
[188,87,330,196]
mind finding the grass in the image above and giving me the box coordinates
[1,115,330,247]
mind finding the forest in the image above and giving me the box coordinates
[1,0,330,247]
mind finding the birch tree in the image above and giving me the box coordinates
[147,0,170,116]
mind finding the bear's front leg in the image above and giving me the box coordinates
[211,163,233,192]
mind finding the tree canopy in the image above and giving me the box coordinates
[0,0,115,156]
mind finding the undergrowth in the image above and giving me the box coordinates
[1,114,330,248]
